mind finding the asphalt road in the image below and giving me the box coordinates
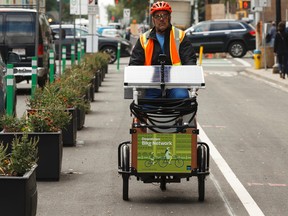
[15,56,288,216]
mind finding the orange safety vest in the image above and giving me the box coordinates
[140,26,185,66]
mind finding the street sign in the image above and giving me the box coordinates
[123,8,131,20]
[259,0,271,7]
[251,0,263,12]
[70,0,88,15]
[70,0,78,14]
[251,0,271,12]
[123,8,130,25]
[88,0,98,15]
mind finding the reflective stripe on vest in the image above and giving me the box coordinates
[140,26,185,65]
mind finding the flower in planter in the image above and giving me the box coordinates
[0,115,27,132]
[28,70,91,113]
[0,133,38,176]
[26,109,71,132]
[0,106,71,133]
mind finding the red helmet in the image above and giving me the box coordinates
[150,1,172,15]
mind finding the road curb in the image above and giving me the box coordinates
[244,68,288,90]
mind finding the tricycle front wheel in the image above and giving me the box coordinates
[122,173,129,201]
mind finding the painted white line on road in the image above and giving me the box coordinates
[203,64,237,67]
[210,173,235,216]
[234,58,252,67]
[197,123,265,216]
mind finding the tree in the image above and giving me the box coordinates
[107,0,148,24]
[46,0,57,11]
[46,0,79,23]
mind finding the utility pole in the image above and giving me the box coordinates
[276,0,281,26]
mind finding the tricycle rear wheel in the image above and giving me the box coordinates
[121,144,130,200]
[197,144,207,201]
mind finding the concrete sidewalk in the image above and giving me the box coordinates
[244,67,288,90]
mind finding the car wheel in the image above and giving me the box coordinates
[101,46,117,64]
[228,41,247,58]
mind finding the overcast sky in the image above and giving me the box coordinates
[99,0,114,25]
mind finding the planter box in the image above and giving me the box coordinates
[77,107,86,130]
[0,132,63,181]
[62,108,77,147]
[97,69,102,87]
[84,84,91,102]
[90,77,95,102]
[94,72,100,92]
[104,64,108,74]
[0,165,38,216]
[101,67,105,81]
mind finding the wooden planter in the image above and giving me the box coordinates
[0,165,38,216]
[0,131,63,181]
[62,108,77,147]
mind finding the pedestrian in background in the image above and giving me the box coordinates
[274,21,288,79]
[125,27,131,41]
[266,21,276,47]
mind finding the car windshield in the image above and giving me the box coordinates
[6,14,34,36]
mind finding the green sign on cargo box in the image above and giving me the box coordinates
[137,134,192,173]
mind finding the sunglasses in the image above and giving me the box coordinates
[153,14,169,20]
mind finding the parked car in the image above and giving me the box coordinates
[101,29,123,38]
[51,24,133,64]
[185,19,256,58]
[0,8,56,87]
[96,26,115,35]
[0,53,17,117]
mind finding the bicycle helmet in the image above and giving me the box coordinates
[150,1,172,15]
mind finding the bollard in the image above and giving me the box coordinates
[199,46,204,66]
[117,42,120,71]
[81,41,85,58]
[77,42,81,65]
[71,44,75,65]
[62,46,66,72]
[5,64,14,116]
[253,50,262,69]
[49,50,55,83]
[31,57,37,98]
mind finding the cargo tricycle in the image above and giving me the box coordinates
[118,56,209,201]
